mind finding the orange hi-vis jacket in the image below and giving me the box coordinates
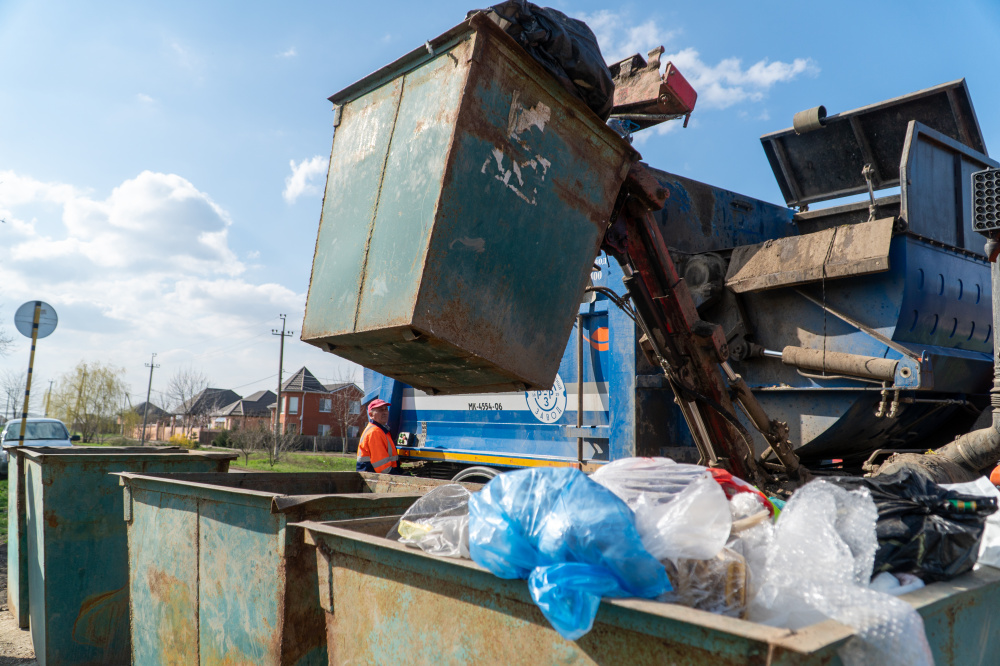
[357,421,398,473]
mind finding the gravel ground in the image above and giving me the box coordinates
[0,543,37,665]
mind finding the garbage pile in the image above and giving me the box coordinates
[390,458,1000,664]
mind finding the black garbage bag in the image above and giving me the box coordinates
[474,1,614,120]
[829,469,997,582]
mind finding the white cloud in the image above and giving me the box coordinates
[283,155,328,204]
[137,93,154,104]
[0,169,321,399]
[580,10,678,64]
[580,10,818,111]
[277,47,297,58]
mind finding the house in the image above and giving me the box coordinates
[173,388,242,427]
[133,402,170,422]
[275,367,366,439]
[213,390,276,431]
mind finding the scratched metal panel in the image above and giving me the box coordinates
[128,487,199,665]
[121,471,471,666]
[6,448,28,628]
[198,495,286,665]
[302,15,636,394]
[409,30,629,393]
[17,449,233,666]
[302,520,849,665]
[304,78,404,337]
[353,37,473,332]
[303,518,1000,665]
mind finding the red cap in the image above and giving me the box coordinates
[990,465,1000,487]
[367,398,390,413]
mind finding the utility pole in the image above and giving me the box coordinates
[44,380,53,417]
[272,315,294,455]
[141,353,159,446]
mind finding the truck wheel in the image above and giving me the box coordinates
[452,466,500,483]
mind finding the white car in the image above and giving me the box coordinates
[0,418,79,472]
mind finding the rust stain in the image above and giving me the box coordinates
[44,511,58,528]
[146,566,198,665]
[72,585,130,663]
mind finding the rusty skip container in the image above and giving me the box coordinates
[13,446,236,666]
[296,515,1000,665]
[301,13,638,395]
[117,471,481,666]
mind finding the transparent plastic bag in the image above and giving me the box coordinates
[659,547,749,617]
[468,467,670,640]
[389,484,471,558]
[591,457,707,508]
[593,457,732,562]
[749,480,932,666]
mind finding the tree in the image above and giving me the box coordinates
[48,361,129,442]
[231,424,269,467]
[266,427,299,467]
[166,366,209,430]
[0,308,14,358]
[0,370,27,421]
[328,369,363,453]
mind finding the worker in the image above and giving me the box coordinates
[357,398,398,474]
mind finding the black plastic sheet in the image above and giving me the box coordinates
[476,1,614,120]
[830,469,997,582]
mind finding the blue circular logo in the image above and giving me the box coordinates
[526,373,567,424]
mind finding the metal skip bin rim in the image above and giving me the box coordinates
[293,517,1000,658]
[116,471,437,513]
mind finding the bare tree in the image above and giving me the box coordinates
[265,428,299,467]
[166,366,209,430]
[324,366,363,453]
[0,370,27,421]
[0,308,15,358]
[231,424,269,467]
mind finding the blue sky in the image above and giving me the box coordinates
[0,0,998,410]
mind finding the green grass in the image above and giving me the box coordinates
[230,452,357,473]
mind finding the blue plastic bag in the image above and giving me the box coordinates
[468,467,670,640]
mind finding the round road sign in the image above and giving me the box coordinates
[14,301,58,339]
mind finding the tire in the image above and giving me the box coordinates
[451,466,501,483]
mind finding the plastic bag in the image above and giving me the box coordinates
[593,457,732,561]
[389,484,472,558]
[942,476,1000,570]
[870,572,925,596]
[749,479,932,666]
[468,467,670,640]
[479,1,615,119]
[659,547,749,618]
[830,469,997,581]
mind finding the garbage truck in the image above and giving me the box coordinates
[301,10,1000,491]
[290,10,1000,664]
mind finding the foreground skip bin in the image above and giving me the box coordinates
[15,446,236,666]
[295,516,1000,666]
[301,13,637,395]
[118,471,481,666]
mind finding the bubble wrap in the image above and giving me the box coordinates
[749,480,933,666]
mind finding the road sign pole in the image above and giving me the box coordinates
[17,302,41,446]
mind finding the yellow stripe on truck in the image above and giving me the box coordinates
[398,448,604,472]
